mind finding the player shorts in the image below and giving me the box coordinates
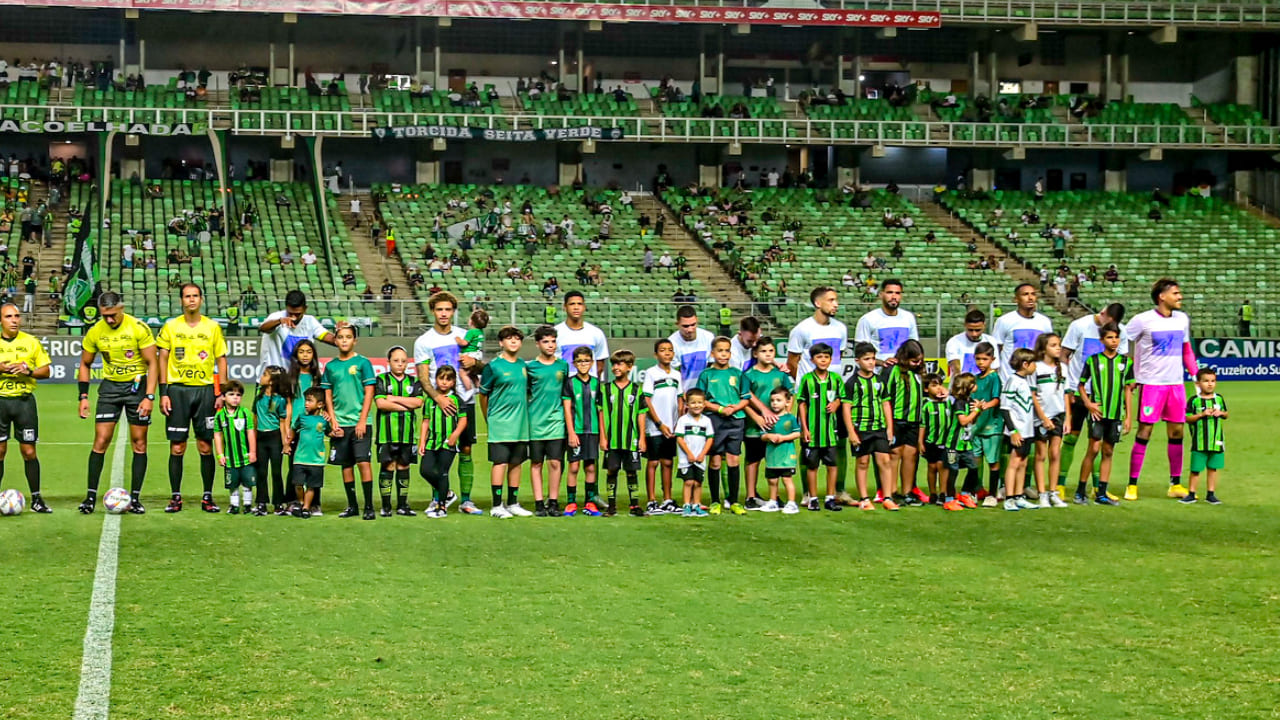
[1088,418,1123,446]
[1138,384,1187,424]
[923,443,949,464]
[458,404,477,447]
[95,378,152,426]
[1036,413,1066,440]
[765,467,796,479]
[605,449,641,473]
[709,415,744,456]
[974,434,1003,465]
[377,442,416,466]
[568,433,600,464]
[802,444,838,469]
[488,441,528,466]
[852,429,890,457]
[224,464,257,489]
[165,384,215,442]
[1067,394,1088,433]
[1190,450,1225,473]
[678,465,705,482]
[0,394,38,443]
[1007,438,1032,459]
[946,448,979,472]
[329,427,373,466]
[529,438,565,464]
[743,436,766,464]
[293,464,325,488]
[644,435,676,461]
[891,421,920,449]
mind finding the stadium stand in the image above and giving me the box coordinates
[230,86,354,132]
[660,95,786,138]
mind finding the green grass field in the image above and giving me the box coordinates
[4,383,1280,720]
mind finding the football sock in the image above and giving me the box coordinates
[626,472,639,505]
[506,486,518,506]
[491,485,503,508]
[168,454,183,494]
[708,467,721,504]
[395,468,410,506]
[606,472,618,505]
[1167,438,1184,484]
[242,488,252,507]
[457,452,474,502]
[1077,480,1088,496]
[726,465,740,504]
[566,485,577,504]
[229,491,240,508]
[361,478,374,508]
[378,470,393,507]
[343,482,359,508]
[24,458,39,494]
[834,443,848,493]
[1098,481,1109,497]
[585,481,598,503]
[987,466,1000,495]
[1128,436,1149,483]
[86,450,105,495]
[1059,433,1079,485]
[963,468,980,495]
[199,453,215,494]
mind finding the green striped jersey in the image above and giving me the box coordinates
[922,398,951,446]
[214,405,255,468]
[797,370,848,448]
[844,373,887,433]
[422,393,463,451]
[1187,393,1227,453]
[374,372,421,444]
[603,380,645,452]
[561,374,602,434]
[881,366,923,423]
[1079,352,1134,421]
[945,398,976,452]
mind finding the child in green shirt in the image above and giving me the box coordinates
[214,380,258,516]
[759,386,801,515]
[287,387,331,519]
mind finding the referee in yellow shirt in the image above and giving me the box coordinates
[0,303,52,512]
[156,282,228,513]
[77,291,158,514]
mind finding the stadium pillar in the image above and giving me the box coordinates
[558,143,583,186]
[968,151,995,190]
[1102,44,1114,102]
[834,146,860,187]
[968,49,980,97]
[138,39,145,74]
[987,49,997,99]
[1104,151,1127,192]
[415,140,442,184]
[1235,55,1258,106]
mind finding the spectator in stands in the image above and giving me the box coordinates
[145,256,156,270]
[891,240,904,259]
[280,248,295,265]
[1005,228,1021,246]
[241,285,259,313]
[342,270,357,288]
[301,249,317,266]
[643,246,655,274]
[380,279,396,313]
[1152,186,1171,207]
[658,251,674,271]
[900,215,915,233]
[408,267,425,288]
[1148,205,1163,222]
[429,258,447,277]
[264,247,280,265]
[924,230,937,244]
[167,248,189,265]
[1104,265,1120,284]
[1034,177,1045,201]
[863,252,879,270]
[842,271,856,288]
[121,241,135,269]
[542,277,559,299]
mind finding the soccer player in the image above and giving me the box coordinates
[527,325,570,516]
[1077,323,1135,506]
[0,303,50,512]
[213,380,258,515]
[946,373,982,508]
[971,342,1004,507]
[742,338,792,509]
[321,325,377,520]
[695,337,751,514]
[880,339,927,505]
[478,325,531,518]
[77,291,157,514]
[413,292,482,515]
[798,343,851,512]
[373,346,424,516]
[601,350,647,517]
[846,342,897,511]
[1000,348,1038,511]
[1182,368,1226,505]
[157,283,229,513]
[668,305,716,388]
[1125,278,1197,499]
[992,283,1054,382]
[256,289,338,372]
[787,286,848,380]
[759,387,801,514]
[855,279,919,366]
[675,388,714,517]
[920,373,951,506]
[729,316,761,371]
[418,366,468,518]
[562,346,604,516]
[287,386,330,519]
[945,308,1000,377]
[641,338,683,515]
[1060,304,1126,496]
[555,291,610,377]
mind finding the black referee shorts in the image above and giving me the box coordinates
[165,384,216,442]
[95,378,151,426]
[0,394,38,443]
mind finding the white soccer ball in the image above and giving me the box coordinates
[0,488,26,516]
[103,487,132,514]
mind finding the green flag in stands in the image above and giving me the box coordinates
[63,194,98,317]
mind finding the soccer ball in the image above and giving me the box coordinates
[0,488,25,516]
[103,487,132,514]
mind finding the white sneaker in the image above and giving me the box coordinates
[1038,493,1051,509]
[427,500,440,512]
[781,501,800,515]
[982,495,999,508]
[722,500,731,510]
[505,503,533,517]
[1015,496,1038,510]
[1049,494,1069,508]
[801,494,813,506]
[1003,498,1020,511]
[490,505,513,519]
[759,500,780,513]
[426,507,446,519]
[444,491,459,509]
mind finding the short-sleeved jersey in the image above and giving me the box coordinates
[855,308,920,362]
[214,405,255,468]
[1033,361,1068,420]
[798,370,849,447]
[641,364,682,436]
[254,393,288,433]
[695,366,751,419]
[289,372,318,431]
[374,372,420,444]
[478,356,530,443]
[1000,373,1036,437]
[945,397,976,452]
[788,316,849,380]
[422,392,463,451]
[675,412,714,469]
[844,372,888,433]
[602,380,645,452]
[1079,352,1134,422]
[667,327,716,387]
[461,328,484,354]
[1125,309,1191,386]
[729,335,755,371]
[992,311,1054,381]
[413,326,475,403]
[527,357,570,441]
[0,331,49,398]
[562,374,602,434]
[972,371,1003,436]
[291,411,330,466]
[555,321,610,378]
[157,316,227,387]
[764,413,799,469]
[321,354,377,427]
[743,366,794,437]
[259,310,329,372]
[1187,393,1227,453]
[922,398,951,446]
[83,313,154,382]
[1062,315,1130,390]
[944,331,1001,376]
[880,366,923,423]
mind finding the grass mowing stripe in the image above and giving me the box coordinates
[72,426,126,720]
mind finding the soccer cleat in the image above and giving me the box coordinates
[309,506,323,516]
[659,499,680,514]
[363,508,376,520]
[1074,493,1090,505]
[563,502,578,517]
[709,502,722,516]
[427,500,441,513]
[801,494,813,507]
[201,496,220,513]
[781,501,800,515]
[943,499,964,512]
[459,500,484,516]
[645,500,662,516]
[1003,498,1020,511]
[1015,496,1038,510]
[1038,493,1051,509]
[1124,485,1139,501]
[396,505,417,517]
[299,509,312,519]
[859,498,875,511]
[534,505,549,518]
[807,497,821,512]
[729,503,746,516]
[426,507,447,519]
[1048,494,1069,508]
[901,494,922,507]
[836,491,857,507]
[379,507,393,518]
[78,497,96,514]
[874,491,885,504]
[443,491,459,509]
[1178,493,1197,504]
[274,505,291,516]
[547,500,563,517]
[228,505,241,515]
[743,497,765,511]
[30,496,52,514]
[759,500,780,513]
[958,494,978,509]
[506,504,533,517]
[603,502,618,517]
[253,503,269,516]
[490,505,513,519]
[291,504,305,518]
[823,497,843,512]
[128,499,146,514]
[981,495,999,508]
[629,505,644,517]
[165,496,183,513]
[583,501,603,517]
[1023,487,1040,501]
[338,506,361,518]
[881,498,901,511]
[1095,495,1117,506]
[976,489,989,502]
[910,487,931,505]
[693,505,709,517]
[1167,483,1189,499]
[681,504,694,517]
[1206,494,1222,505]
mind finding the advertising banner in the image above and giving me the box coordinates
[1194,338,1280,381]
[372,125,624,141]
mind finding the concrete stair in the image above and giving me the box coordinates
[342,190,426,334]
[24,182,68,335]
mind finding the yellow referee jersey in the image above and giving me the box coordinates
[0,331,51,397]
[83,313,155,382]
[157,316,227,386]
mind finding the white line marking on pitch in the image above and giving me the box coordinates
[72,426,126,720]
